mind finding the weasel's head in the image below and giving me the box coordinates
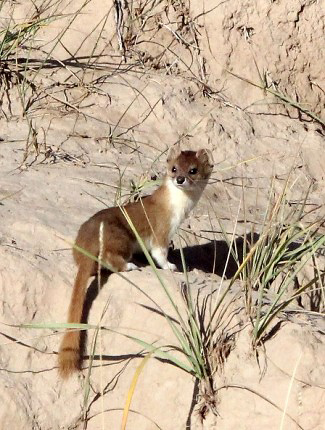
[166,147,213,192]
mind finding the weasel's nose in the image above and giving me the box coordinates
[176,176,185,184]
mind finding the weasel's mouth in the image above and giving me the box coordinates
[173,178,193,189]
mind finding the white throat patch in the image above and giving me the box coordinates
[166,178,200,239]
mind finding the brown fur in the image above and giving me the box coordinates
[58,148,213,378]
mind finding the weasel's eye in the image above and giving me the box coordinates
[172,166,177,173]
[189,167,198,175]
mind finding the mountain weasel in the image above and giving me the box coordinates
[58,146,213,378]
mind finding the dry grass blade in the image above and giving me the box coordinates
[227,69,325,127]
[120,352,153,430]
[279,352,302,430]
[216,384,304,430]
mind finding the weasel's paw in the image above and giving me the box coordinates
[125,262,139,271]
[164,262,177,271]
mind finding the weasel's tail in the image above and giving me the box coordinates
[58,261,93,378]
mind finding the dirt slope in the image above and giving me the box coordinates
[0,1,324,429]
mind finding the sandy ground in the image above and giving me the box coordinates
[0,1,324,429]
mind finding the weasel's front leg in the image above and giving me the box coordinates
[151,247,177,271]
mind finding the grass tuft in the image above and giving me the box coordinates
[225,174,325,346]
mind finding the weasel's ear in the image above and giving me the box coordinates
[196,148,214,167]
[167,144,181,162]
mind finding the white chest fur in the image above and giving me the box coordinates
[166,179,200,239]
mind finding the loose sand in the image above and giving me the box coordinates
[0,1,324,429]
